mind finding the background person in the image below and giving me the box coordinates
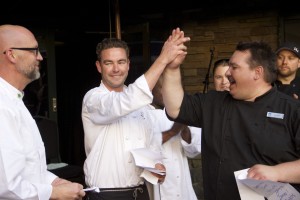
[213,58,230,91]
[274,42,300,99]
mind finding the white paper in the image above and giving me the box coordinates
[234,169,265,200]
[140,169,159,185]
[130,147,166,175]
[83,187,100,192]
[144,167,166,175]
[235,168,300,200]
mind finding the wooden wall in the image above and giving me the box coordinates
[180,10,279,94]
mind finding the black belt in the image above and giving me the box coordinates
[99,184,145,192]
[85,184,149,200]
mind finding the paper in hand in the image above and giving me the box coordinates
[130,147,166,175]
[235,168,300,200]
[234,169,264,200]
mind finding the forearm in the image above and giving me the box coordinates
[144,56,169,91]
[248,159,300,183]
[275,159,300,183]
[162,122,184,143]
[162,67,184,119]
[180,126,191,144]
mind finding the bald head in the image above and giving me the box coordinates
[0,24,42,90]
[0,24,37,53]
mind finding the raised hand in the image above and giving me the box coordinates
[158,28,190,67]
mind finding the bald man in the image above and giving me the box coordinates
[0,24,85,200]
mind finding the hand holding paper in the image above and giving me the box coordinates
[130,148,166,184]
[130,148,166,175]
[235,168,300,200]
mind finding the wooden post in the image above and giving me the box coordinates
[115,0,121,39]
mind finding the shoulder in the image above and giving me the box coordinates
[293,76,300,84]
[84,85,106,97]
[275,89,300,106]
[182,90,231,107]
[199,90,231,102]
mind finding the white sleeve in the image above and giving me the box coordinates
[83,75,153,124]
[181,127,202,158]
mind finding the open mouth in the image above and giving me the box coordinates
[228,76,236,84]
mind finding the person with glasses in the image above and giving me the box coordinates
[0,24,85,200]
[3,47,40,56]
[81,28,190,200]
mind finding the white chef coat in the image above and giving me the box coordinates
[82,75,157,188]
[149,108,201,200]
[0,77,56,200]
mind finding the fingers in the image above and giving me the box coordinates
[75,183,85,198]
[169,28,183,42]
[155,163,166,184]
[158,27,190,67]
[247,165,271,180]
[150,172,165,184]
[168,27,190,45]
[155,163,166,171]
[293,93,298,99]
[79,190,86,198]
[168,28,180,42]
[158,176,165,184]
[178,43,188,52]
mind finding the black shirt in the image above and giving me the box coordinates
[172,87,300,200]
[274,76,300,99]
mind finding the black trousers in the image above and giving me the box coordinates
[84,184,150,200]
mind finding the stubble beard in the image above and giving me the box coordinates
[16,64,41,82]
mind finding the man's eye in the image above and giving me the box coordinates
[119,61,127,65]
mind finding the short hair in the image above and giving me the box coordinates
[213,59,229,75]
[235,41,277,83]
[96,38,130,61]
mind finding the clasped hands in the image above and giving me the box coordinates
[160,27,190,69]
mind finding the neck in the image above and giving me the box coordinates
[277,74,296,84]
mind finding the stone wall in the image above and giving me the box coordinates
[183,10,279,200]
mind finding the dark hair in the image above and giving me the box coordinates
[236,41,277,83]
[213,59,229,75]
[96,38,130,61]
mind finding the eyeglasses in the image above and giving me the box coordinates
[3,47,40,56]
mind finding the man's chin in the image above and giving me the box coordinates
[229,85,237,95]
